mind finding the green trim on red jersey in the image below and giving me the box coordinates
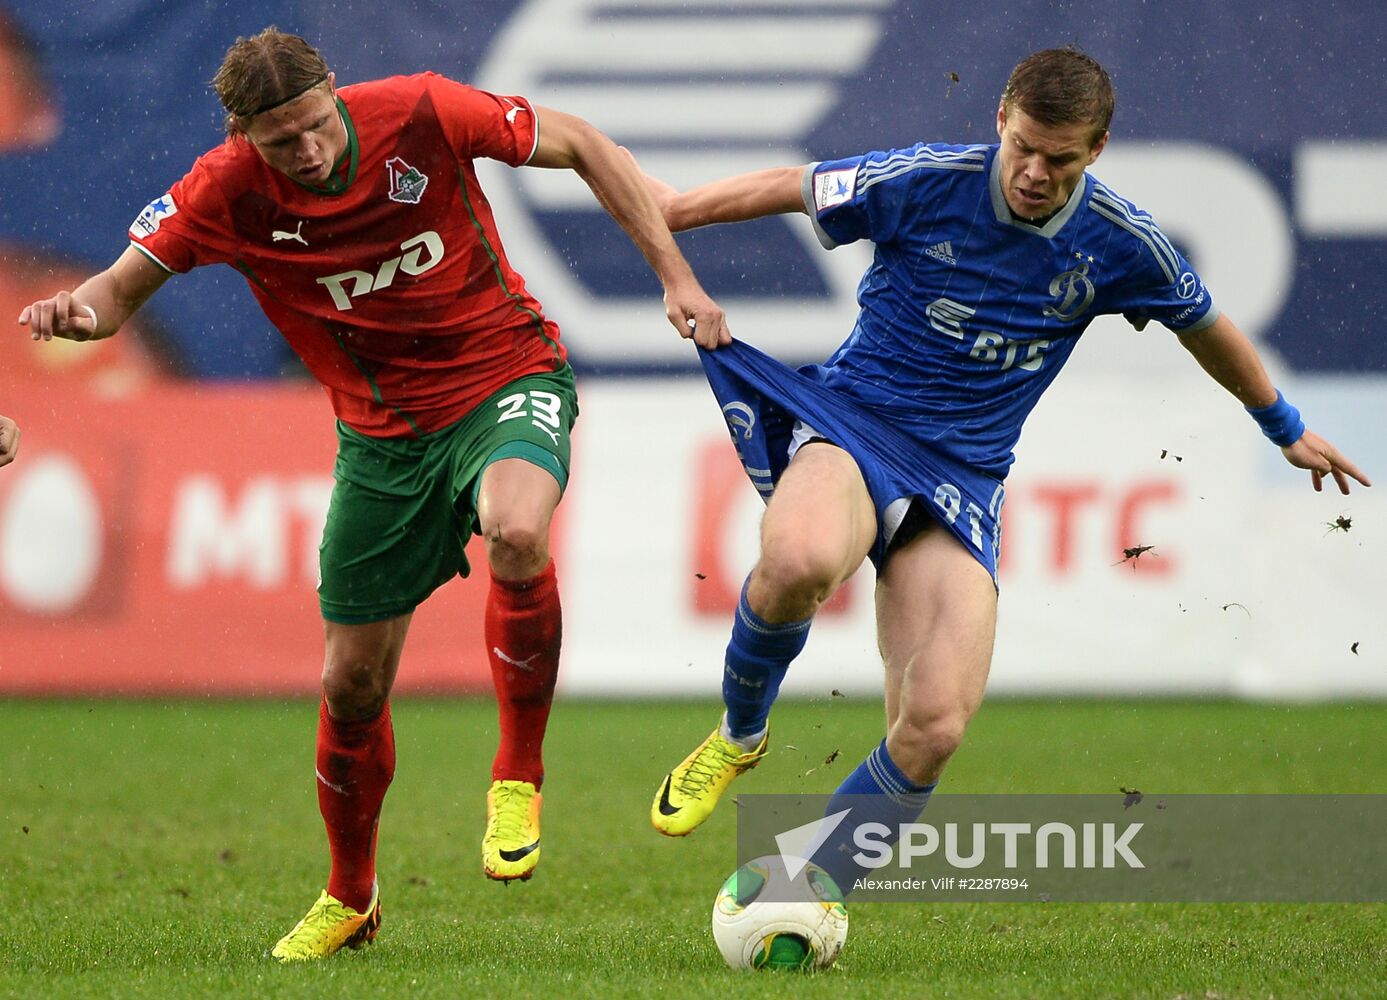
[292,98,361,197]
[453,164,563,367]
[234,256,423,437]
[130,240,176,274]
[233,258,270,295]
[330,331,424,437]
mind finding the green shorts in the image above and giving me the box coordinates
[318,366,578,624]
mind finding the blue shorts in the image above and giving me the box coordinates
[699,340,1004,582]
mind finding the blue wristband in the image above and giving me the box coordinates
[1245,389,1305,447]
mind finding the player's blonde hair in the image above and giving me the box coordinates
[1002,47,1114,146]
[213,27,331,136]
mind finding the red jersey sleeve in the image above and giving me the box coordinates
[127,153,237,274]
[421,72,539,167]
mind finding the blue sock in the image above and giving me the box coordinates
[810,739,935,896]
[721,580,812,740]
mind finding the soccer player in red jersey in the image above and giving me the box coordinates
[17,27,729,961]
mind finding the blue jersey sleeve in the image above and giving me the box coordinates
[1089,183,1219,333]
[803,146,931,249]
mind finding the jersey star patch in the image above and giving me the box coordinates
[813,167,857,211]
[129,194,178,237]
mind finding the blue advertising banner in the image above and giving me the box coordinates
[1,0,1383,377]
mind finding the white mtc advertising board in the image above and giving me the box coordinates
[558,359,1385,699]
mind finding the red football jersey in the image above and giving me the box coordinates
[129,73,566,437]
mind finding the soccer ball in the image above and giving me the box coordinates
[711,854,849,971]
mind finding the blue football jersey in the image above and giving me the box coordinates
[802,143,1218,477]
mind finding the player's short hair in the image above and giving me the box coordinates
[1002,48,1114,145]
[213,27,331,136]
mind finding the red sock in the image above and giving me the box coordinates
[486,560,562,789]
[316,698,395,912]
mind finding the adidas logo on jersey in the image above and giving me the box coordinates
[925,240,958,266]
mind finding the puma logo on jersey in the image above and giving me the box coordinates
[316,231,445,311]
[492,647,539,671]
[272,220,308,245]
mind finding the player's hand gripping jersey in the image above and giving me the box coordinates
[129,73,565,437]
[802,143,1218,477]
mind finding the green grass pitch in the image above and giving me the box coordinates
[3,697,1384,998]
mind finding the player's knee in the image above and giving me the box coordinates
[887,712,968,784]
[321,657,390,719]
[756,534,843,606]
[483,514,551,578]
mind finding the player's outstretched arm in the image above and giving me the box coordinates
[18,247,170,344]
[618,146,807,233]
[528,106,729,349]
[657,165,808,234]
[0,413,18,469]
[1178,314,1371,494]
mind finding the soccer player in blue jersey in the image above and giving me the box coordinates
[645,48,1369,889]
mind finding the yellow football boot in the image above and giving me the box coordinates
[652,726,769,836]
[483,779,542,881]
[270,883,381,962]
